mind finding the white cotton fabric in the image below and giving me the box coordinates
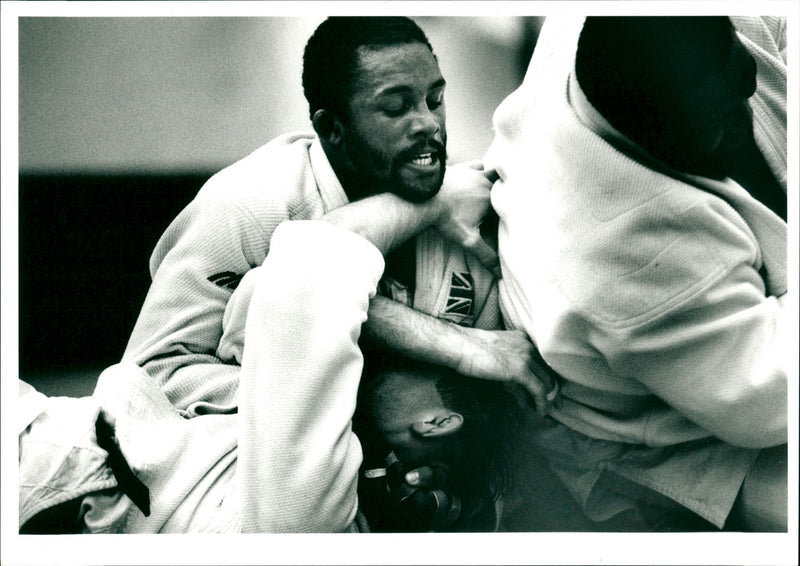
[124,132,497,417]
[485,16,787,527]
[122,133,349,415]
[20,221,384,533]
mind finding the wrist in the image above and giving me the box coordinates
[438,321,473,373]
[419,192,447,227]
[374,192,441,235]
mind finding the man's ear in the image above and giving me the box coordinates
[312,109,344,147]
[411,411,464,438]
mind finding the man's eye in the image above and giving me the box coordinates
[427,90,444,110]
[383,100,411,116]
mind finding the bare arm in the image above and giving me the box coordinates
[320,162,497,261]
[344,162,557,414]
[363,295,558,416]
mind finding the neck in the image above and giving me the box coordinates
[337,167,378,203]
[321,141,375,202]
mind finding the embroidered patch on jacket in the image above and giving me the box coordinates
[445,272,474,322]
[207,271,243,290]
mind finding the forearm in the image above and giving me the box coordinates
[319,192,440,256]
[238,222,384,532]
[123,196,271,409]
[131,351,240,412]
[124,298,238,410]
[364,294,557,415]
[363,294,468,370]
[319,162,496,263]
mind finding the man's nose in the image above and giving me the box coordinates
[409,104,441,137]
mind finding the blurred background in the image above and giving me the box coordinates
[18,16,542,387]
[19,17,542,173]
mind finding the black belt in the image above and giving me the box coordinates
[95,416,151,517]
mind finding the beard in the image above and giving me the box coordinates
[342,129,448,203]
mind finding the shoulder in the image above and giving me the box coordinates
[153,132,325,251]
[730,16,786,60]
[557,183,762,327]
[197,131,319,205]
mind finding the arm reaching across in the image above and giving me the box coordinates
[332,161,557,413]
[123,155,498,415]
[363,297,559,416]
[319,161,497,260]
[237,171,502,531]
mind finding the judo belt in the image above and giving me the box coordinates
[95,416,151,517]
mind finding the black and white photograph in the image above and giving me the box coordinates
[1,1,797,565]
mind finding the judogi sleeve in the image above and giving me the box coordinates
[234,220,384,532]
[121,172,299,414]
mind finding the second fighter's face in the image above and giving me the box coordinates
[660,32,758,178]
[340,42,448,203]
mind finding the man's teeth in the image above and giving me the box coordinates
[412,153,434,166]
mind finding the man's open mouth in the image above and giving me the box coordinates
[408,151,440,170]
[412,152,435,166]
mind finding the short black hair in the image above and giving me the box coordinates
[302,17,435,120]
[354,351,523,531]
[576,16,735,149]
[432,367,522,529]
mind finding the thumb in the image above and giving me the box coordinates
[405,466,435,487]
